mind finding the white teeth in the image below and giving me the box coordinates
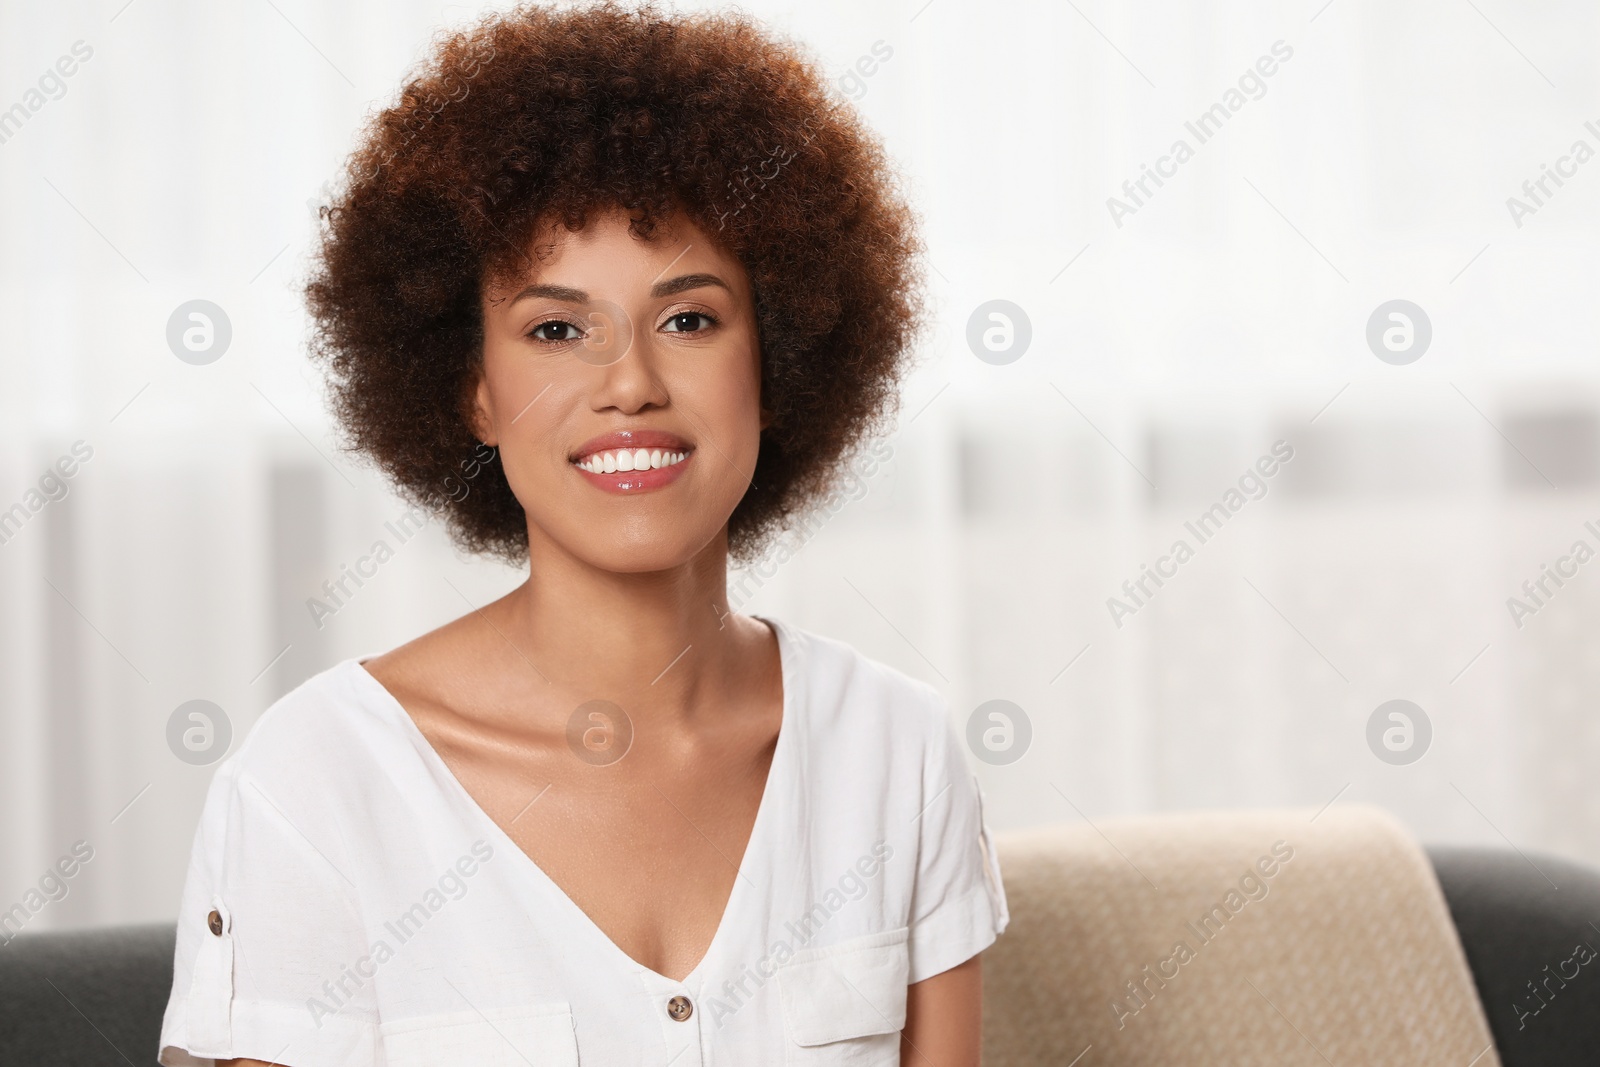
[578,448,688,473]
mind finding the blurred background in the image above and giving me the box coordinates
[3,0,1599,931]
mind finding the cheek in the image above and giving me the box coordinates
[704,335,764,434]
[479,343,535,418]
[478,347,566,447]
[692,360,764,471]
[475,349,565,479]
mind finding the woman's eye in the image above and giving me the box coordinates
[662,311,714,333]
[528,319,583,342]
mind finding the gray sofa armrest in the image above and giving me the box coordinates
[0,922,175,1066]
[1427,845,1600,1066]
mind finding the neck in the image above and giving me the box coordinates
[494,528,766,729]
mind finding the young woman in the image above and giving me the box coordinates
[158,4,1008,1064]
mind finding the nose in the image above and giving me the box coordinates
[585,308,668,414]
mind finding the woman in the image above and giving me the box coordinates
[159,3,1008,1064]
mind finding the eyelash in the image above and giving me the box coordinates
[523,308,721,344]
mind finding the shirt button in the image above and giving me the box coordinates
[666,995,693,1022]
[206,909,223,936]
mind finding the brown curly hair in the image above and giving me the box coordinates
[303,0,925,566]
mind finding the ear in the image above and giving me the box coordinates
[467,368,498,446]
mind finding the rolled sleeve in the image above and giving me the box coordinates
[159,759,378,1066]
[905,704,1010,985]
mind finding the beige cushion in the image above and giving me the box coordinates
[982,805,1499,1066]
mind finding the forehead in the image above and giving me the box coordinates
[486,207,747,301]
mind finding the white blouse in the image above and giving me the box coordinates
[158,613,1010,1066]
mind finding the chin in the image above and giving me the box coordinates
[566,530,714,574]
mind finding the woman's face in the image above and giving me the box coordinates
[473,207,767,573]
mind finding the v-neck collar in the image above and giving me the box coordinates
[348,612,799,991]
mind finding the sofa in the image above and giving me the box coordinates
[3,806,1596,1065]
[982,807,1600,1066]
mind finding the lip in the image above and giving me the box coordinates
[569,429,695,495]
[569,429,694,462]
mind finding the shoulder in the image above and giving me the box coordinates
[172,658,410,896]
[211,657,399,809]
[777,616,952,760]
[230,600,490,790]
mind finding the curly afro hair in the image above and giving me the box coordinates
[304,1,925,567]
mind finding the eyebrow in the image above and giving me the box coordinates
[508,273,731,305]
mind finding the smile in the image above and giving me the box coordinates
[569,430,695,494]
[575,448,688,474]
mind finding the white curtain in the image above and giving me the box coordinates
[3,0,1598,930]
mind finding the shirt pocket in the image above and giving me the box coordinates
[379,1000,579,1066]
[777,926,909,1066]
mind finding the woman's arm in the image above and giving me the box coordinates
[900,952,984,1066]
